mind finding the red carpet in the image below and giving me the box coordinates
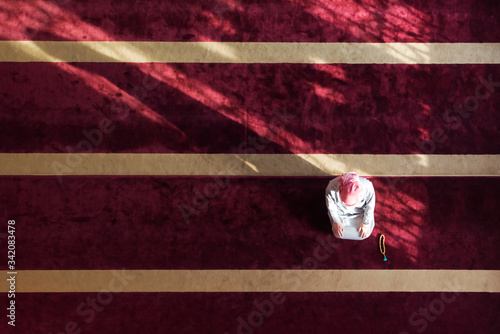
[1,63,499,154]
[0,292,498,334]
[1,0,499,42]
[1,176,498,270]
[1,0,499,333]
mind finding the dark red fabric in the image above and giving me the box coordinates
[1,176,498,270]
[1,2,499,332]
[1,0,499,42]
[1,62,499,154]
[2,292,499,334]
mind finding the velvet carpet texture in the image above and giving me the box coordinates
[1,63,499,154]
[0,292,498,334]
[1,0,499,42]
[1,1,499,334]
[1,176,498,270]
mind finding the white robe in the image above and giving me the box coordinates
[325,176,376,240]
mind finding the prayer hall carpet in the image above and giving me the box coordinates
[0,0,499,333]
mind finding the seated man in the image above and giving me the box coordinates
[325,172,375,240]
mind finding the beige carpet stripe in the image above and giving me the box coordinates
[4,270,499,293]
[0,153,498,176]
[0,41,498,64]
